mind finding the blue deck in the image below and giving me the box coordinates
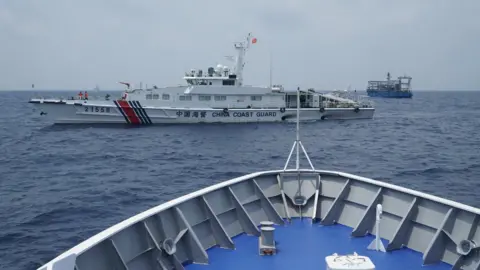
[186,219,451,270]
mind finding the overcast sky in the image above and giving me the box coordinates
[1,0,479,91]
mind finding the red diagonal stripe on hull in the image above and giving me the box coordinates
[117,100,141,124]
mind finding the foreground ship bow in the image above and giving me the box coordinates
[37,88,480,270]
[37,168,480,270]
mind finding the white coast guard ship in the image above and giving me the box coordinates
[28,33,375,125]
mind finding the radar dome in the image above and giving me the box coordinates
[222,66,229,76]
[207,67,215,76]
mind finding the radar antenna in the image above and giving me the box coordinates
[269,51,273,89]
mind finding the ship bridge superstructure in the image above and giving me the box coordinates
[183,33,255,87]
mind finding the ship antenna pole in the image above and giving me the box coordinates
[296,87,300,170]
[283,87,315,171]
[269,51,273,89]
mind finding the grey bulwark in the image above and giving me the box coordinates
[38,170,480,270]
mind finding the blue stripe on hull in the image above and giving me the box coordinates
[367,91,413,98]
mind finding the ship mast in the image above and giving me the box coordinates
[233,33,252,86]
[269,51,273,89]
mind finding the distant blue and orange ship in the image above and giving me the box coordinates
[367,72,413,98]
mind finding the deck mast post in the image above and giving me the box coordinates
[296,87,300,170]
[283,87,315,172]
[367,204,386,252]
[281,87,316,216]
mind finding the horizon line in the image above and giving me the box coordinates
[0,89,479,92]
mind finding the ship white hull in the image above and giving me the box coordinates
[29,99,374,125]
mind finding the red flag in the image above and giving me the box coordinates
[252,37,257,44]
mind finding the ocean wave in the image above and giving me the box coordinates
[1,91,480,269]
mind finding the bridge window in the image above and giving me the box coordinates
[152,94,160,99]
[146,94,153,100]
[162,94,170,100]
[222,80,235,86]
[199,95,211,101]
[214,95,227,101]
[250,95,262,101]
[179,95,192,101]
